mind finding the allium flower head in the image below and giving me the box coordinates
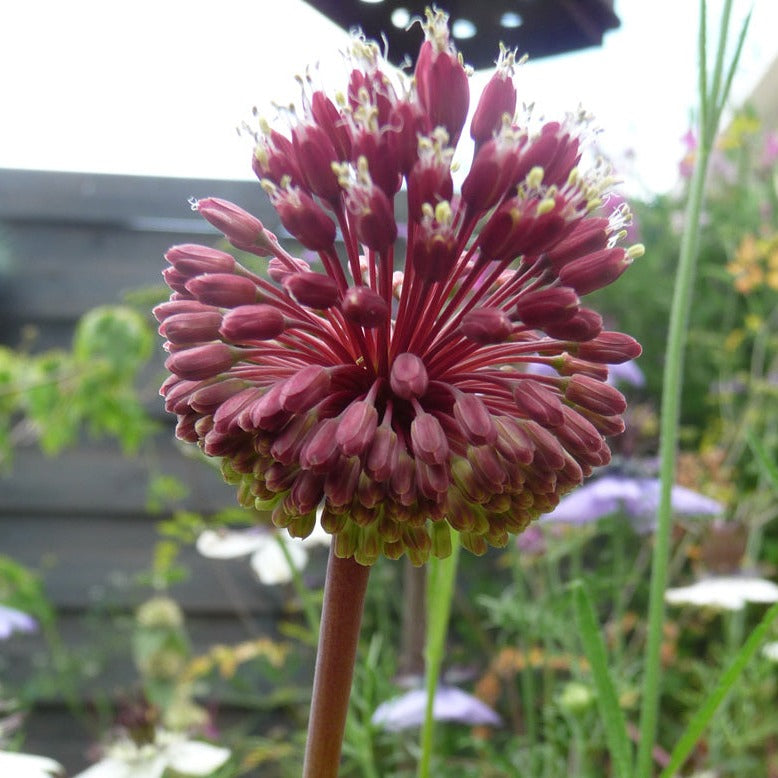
[157,9,642,566]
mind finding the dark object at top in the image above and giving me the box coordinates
[303,0,620,69]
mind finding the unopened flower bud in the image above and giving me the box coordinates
[366,425,400,482]
[159,311,222,344]
[268,256,311,283]
[336,400,379,456]
[279,365,331,413]
[558,247,632,295]
[341,286,389,328]
[272,187,337,251]
[390,353,429,399]
[564,374,627,416]
[292,123,342,202]
[575,332,642,363]
[186,273,259,308]
[284,271,340,309]
[194,197,273,254]
[513,379,565,427]
[153,299,219,323]
[165,243,236,275]
[544,308,602,341]
[410,410,448,465]
[516,286,579,328]
[165,342,235,380]
[460,308,512,344]
[470,54,517,147]
[220,304,286,341]
[453,393,497,445]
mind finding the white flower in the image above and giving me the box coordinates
[372,685,502,732]
[196,521,330,586]
[665,576,778,611]
[71,731,230,778]
[0,749,63,777]
[761,641,778,662]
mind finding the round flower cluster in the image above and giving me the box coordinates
[157,10,642,566]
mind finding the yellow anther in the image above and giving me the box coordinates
[526,166,544,190]
[536,197,556,215]
[627,244,646,260]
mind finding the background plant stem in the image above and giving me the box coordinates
[302,547,371,778]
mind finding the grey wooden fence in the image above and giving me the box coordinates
[0,169,317,772]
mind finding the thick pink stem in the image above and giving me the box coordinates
[302,547,371,778]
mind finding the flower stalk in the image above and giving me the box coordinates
[302,548,371,778]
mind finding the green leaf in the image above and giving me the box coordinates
[745,427,778,492]
[659,599,778,777]
[571,580,632,778]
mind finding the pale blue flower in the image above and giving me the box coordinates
[0,604,37,640]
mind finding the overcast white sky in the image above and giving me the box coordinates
[0,0,772,195]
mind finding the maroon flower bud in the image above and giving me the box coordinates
[212,386,263,433]
[341,286,389,328]
[292,123,342,202]
[558,247,632,295]
[547,217,610,271]
[186,273,259,308]
[159,311,222,345]
[310,90,352,160]
[556,405,604,456]
[194,198,273,255]
[189,378,249,414]
[470,55,517,147]
[516,286,580,328]
[390,353,429,399]
[390,448,416,499]
[165,342,234,380]
[165,244,236,276]
[351,183,397,251]
[270,413,316,465]
[162,267,193,295]
[352,128,402,198]
[493,417,534,465]
[219,304,286,342]
[544,308,602,341]
[336,400,378,456]
[552,354,609,381]
[279,365,331,413]
[241,383,289,431]
[153,299,218,323]
[389,99,429,176]
[513,379,565,427]
[453,393,497,445]
[416,460,449,500]
[576,332,642,363]
[468,445,507,487]
[253,129,302,188]
[299,417,341,472]
[366,424,400,482]
[565,374,627,416]
[289,470,324,515]
[406,134,454,220]
[514,122,580,187]
[324,455,361,507]
[461,129,524,216]
[460,308,512,344]
[411,228,457,282]
[162,378,200,414]
[410,410,448,465]
[414,10,470,146]
[283,271,340,309]
[267,256,310,283]
[271,187,337,251]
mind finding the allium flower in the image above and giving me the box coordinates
[0,604,37,639]
[372,685,501,731]
[196,522,330,585]
[157,9,642,566]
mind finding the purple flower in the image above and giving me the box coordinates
[157,9,642,566]
[607,359,644,388]
[541,475,723,532]
[372,685,501,732]
[0,604,37,640]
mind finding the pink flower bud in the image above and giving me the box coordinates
[165,342,235,380]
[366,424,400,482]
[212,386,263,433]
[162,377,200,414]
[547,218,610,271]
[159,311,222,345]
[470,65,517,147]
[411,228,457,282]
[513,379,564,427]
[543,308,603,341]
[165,244,236,275]
[407,143,454,221]
[558,248,632,295]
[336,400,379,456]
[352,129,402,198]
[289,469,324,515]
[292,123,342,202]
[341,286,389,328]
[283,271,340,309]
[575,332,642,363]
[219,304,286,342]
[468,445,507,486]
[279,365,331,413]
[416,460,449,500]
[514,122,580,187]
[414,12,470,146]
[162,267,193,295]
[352,184,397,252]
[189,378,249,414]
[515,286,580,328]
[153,299,219,323]
[186,273,259,308]
[194,198,273,255]
[390,353,429,399]
[325,455,361,507]
[460,308,512,344]
[453,393,498,445]
[565,374,627,416]
[253,129,302,188]
[267,256,310,283]
[310,90,352,160]
[410,410,448,465]
[272,188,336,251]
[556,406,606,466]
[299,417,341,472]
[241,382,289,431]
[493,416,534,465]
[388,99,428,176]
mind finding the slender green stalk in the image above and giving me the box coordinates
[273,533,320,637]
[418,531,462,778]
[635,3,750,775]
[302,548,371,778]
